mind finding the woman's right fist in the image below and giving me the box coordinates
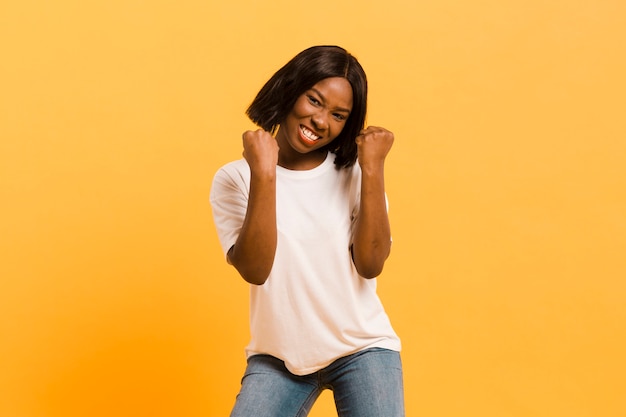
[242,129,279,176]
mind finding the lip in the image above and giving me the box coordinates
[298,125,323,145]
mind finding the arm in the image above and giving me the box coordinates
[227,129,278,285]
[351,126,394,278]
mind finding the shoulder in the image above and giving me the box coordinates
[210,159,250,197]
[213,159,249,182]
[216,158,249,175]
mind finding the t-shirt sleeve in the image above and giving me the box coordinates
[209,162,250,260]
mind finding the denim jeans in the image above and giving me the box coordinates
[229,347,405,417]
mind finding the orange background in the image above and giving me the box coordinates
[1,1,625,416]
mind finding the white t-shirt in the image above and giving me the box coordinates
[210,151,401,375]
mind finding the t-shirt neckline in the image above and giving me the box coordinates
[276,152,334,179]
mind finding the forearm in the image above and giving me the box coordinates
[228,173,277,285]
[351,164,392,278]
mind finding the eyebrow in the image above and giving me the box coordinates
[311,88,352,114]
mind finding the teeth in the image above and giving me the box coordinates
[301,126,321,141]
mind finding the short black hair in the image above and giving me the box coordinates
[246,45,368,169]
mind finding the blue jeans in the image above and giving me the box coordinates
[229,347,405,417]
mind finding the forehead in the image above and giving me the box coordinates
[309,77,353,110]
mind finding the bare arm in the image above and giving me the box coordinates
[351,126,394,278]
[227,129,278,285]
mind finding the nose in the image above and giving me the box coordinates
[311,111,328,131]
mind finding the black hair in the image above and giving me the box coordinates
[246,45,368,169]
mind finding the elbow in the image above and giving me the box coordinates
[242,272,269,285]
[227,245,272,285]
[353,253,388,279]
[233,263,271,285]
[355,263,385,279]
[352,244,390,279]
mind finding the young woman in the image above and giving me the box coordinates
[210,45,404,417]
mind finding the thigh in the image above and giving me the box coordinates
[230,355,321,417]
[328,348,405,417]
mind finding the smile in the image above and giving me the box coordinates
[300,125,322,142]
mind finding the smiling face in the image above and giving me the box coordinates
[275,77,353,170]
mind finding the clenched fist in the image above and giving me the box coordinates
[355,126,394,172]
[242,129,279,177]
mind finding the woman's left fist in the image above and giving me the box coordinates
[355,126,394,169]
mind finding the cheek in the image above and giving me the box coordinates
[330,122,347,139]
[292,97,312,117]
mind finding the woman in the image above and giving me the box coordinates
[210,45,404,417]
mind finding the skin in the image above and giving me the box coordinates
[228,77,394,285]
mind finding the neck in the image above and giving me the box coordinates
[278,149,327,171]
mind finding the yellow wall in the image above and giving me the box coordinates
[1,1,624,416]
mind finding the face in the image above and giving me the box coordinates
[275,77,353,167]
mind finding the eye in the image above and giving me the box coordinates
[333,113,347,121]
[307,95,321,106]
